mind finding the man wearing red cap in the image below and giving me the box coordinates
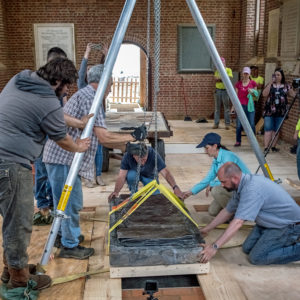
[213,57,233,130]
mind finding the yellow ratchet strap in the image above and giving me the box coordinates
[158,184,199,227]
[57,185,72,211]
[109,180,157,216]
[108,181,158,250]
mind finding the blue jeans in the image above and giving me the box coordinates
[236,105,255,143]
[242,224,300,265]
[95,144,103,177]
[0,160,33,268]
[214,89,230,125]
[264,116,283,132]
[34,156,53,209]
[46,164,83,248]
[126,170,159,195]
[297,139,300,180]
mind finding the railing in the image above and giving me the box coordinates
[107,76,140,104]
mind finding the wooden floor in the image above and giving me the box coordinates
[1,119,299,299]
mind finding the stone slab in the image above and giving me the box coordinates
[109,194,204,267]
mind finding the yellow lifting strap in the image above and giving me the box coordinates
[108,180,158,250]
[107,180,199,251]
[157,183,198,227]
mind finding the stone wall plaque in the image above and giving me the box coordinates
[34,23,76,68]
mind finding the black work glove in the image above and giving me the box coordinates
[131,125,147,141]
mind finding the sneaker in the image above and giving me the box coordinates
[58,245,95,260]
[96,176,106,186]
[234,142,241,147]
[84,179,94,188]
[271,147,280,152]
[54,234,84,248]
[212,124,219,129]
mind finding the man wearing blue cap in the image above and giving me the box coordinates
[183,132,250,216]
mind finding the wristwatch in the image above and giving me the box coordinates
[172,184,178,190]
[212,243,219,250]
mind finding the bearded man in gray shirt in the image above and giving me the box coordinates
[0,57,90,292]
[199,162,300,265]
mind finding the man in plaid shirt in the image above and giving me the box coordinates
[43,64,146,259]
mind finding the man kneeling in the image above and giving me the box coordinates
[199,162,300,265]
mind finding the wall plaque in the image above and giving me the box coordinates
[34,23,75,68]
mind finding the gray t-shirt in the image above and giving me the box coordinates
[0,70,67,165]
[226,174,300,228]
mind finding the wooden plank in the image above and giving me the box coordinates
[255,117,264,133]
[37,213,94,299]
[197,259,246,300]
[286,178,300,190]
[194,204,210,212]
[84,206,122,300]
[110,263,209,278]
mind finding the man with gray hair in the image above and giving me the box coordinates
[43,64,145,259]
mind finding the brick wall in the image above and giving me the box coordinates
[0,0,298,143]
[0,0,9,87]
[0,0,242,121]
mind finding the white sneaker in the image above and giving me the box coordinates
[96,176,106,186]
[84,179,94,188]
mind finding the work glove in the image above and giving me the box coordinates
[131,125,148,141]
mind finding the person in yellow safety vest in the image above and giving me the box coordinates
[212,57,233,130]
[250,65,264,98]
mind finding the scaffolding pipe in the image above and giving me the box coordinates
[185,0,272,179]
[40,0,137,268]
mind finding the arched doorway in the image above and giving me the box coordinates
[106,43,150,112]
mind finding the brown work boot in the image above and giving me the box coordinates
[1,264,37,284]
[7,266,52,290]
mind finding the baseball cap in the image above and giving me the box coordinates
[196,133,221,148]
[242,67,251,74]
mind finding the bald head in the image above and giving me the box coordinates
[218,162,242,192]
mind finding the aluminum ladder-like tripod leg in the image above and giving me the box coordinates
[185,0,273,180]
[39,0,137,269]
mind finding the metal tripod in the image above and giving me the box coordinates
[255,91,300,175]
[40,0,275,269]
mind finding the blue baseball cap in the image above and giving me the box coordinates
[196,133,221,148]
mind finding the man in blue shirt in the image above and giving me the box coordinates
[108,143,184,200]
[199,162,300,265]
[183,133,250,216]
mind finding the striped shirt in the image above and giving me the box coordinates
[43,84,106,180]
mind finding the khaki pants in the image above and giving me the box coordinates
[208,186,233,216]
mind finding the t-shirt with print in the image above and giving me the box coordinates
[235,80,257,105]
[121,147,166,178]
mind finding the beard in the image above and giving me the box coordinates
[55,82,66,98]
[224,186,235,192]
[224,182,238,192]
